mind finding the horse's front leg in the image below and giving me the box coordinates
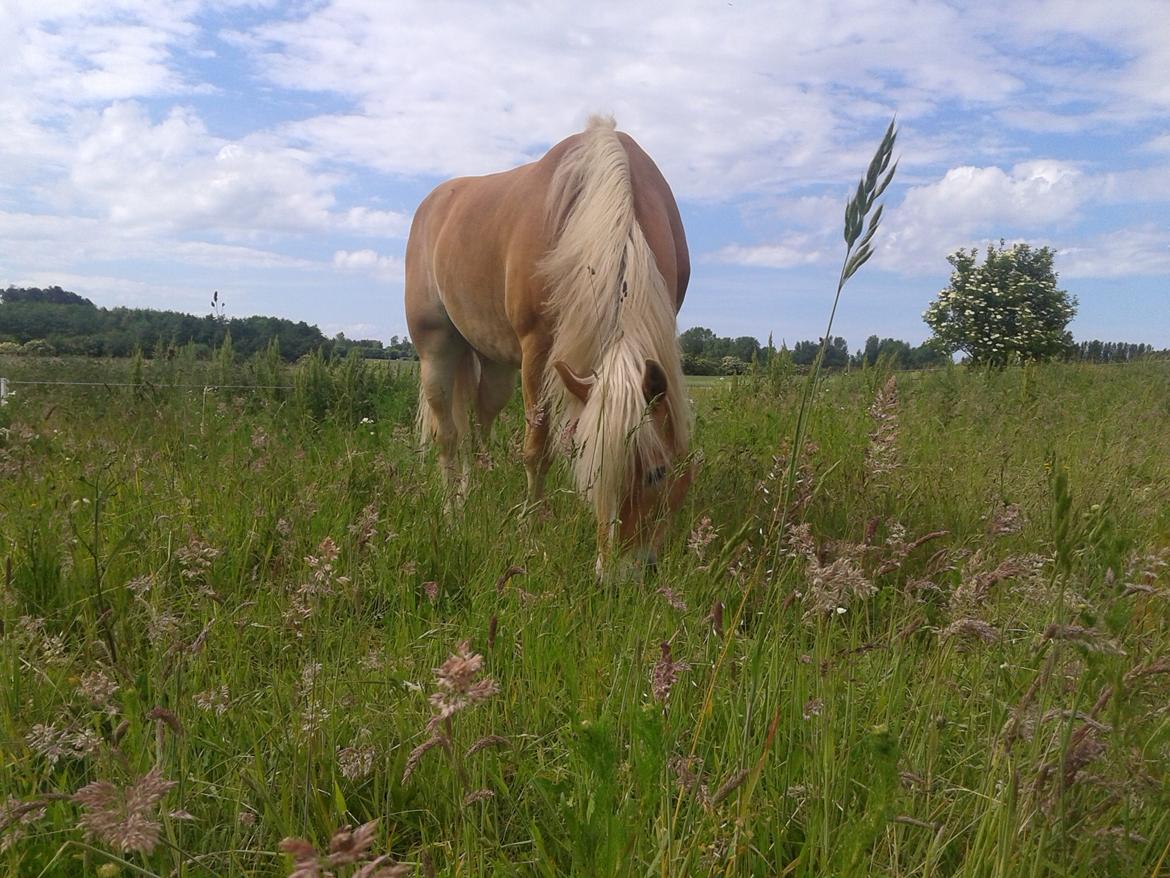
[519,343,552,504]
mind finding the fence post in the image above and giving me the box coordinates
[1,376,8,405]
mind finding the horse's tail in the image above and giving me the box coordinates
[415,348,481,447]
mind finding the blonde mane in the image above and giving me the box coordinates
[539,115,691,529]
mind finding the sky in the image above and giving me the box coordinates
[2,0,1168,350]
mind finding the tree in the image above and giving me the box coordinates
[680,326,717,357]
[923,242,1076,366]
[792,336,849,368]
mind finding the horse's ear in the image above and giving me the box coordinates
[554,360,595,403]
[642,358,669,405]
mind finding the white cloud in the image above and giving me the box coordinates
[0,210,317,272]
[711,238,827,270]
[339,206,410,238]
[332,248,402,281]
[903,162,1088,227]
[4,269,210,312]
[246,0,1026,196]
[68,102,341,235]
[1059,226,1170,278]
[47,101,408,243]
[877,161,1092,274]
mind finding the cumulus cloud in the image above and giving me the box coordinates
[876,161,1093,274]
[711,238,828,270]
[1059,226,1170,278]
[69,102,341,235]
[245,0,1025,196]
[333,249,402,281]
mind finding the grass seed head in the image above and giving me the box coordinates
[72,767,176,855]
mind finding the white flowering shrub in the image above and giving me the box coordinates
[923,242,1077,366]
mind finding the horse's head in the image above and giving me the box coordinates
[555,356,694,575]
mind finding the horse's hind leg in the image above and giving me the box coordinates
[474,359,517,449]
[418,340,474,499]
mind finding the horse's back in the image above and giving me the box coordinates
[406,124,688,362]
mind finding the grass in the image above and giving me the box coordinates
[1,351,1168,876]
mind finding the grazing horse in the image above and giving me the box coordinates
[405,115,693,572]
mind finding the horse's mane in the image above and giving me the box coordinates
[539,115,690,529]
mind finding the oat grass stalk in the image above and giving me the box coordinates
[668,118,898,869]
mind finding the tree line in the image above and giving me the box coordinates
[0,286,416,361]
[2,285,1163,371]
[681,326,949,374]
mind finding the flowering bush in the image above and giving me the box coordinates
[923,242,1076,366]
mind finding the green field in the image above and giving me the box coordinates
[1,353,1168,876]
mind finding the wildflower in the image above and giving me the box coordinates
[1,797,48,853]
[72,768,177,855]
[125,575,153,597]
[802,697,824,720]
[326,819,380,866]
[300,700,331,734]
[26,723,101,765]
[427,641,499,730]
[422,581,439,604]
[301,662,322,687]
[941,617,1001,643]
[669,755,711,804]
[657,586,688,612]
[194,685,231,716]
[987,502,1023,536]
[302,538,341,596]
[348,503,379,551]
[78,668,120,714]
[146,610,181,647]
[865,375,899,484]
[651,641,690,703]
[687,516,718,560]
[338,743,377,781]
[175,535,221,583]
[803,555,875,618]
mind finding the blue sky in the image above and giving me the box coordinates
[2,0,1168,350]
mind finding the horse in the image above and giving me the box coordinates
[405,115,693,574]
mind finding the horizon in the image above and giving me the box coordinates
[8,282,1160,357]
[2,2,1168,349]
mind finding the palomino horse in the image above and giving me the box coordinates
[405,116,693,572]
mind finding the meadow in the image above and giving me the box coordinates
[1,350,1168,877]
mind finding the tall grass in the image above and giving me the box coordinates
[1,348,1168,876]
